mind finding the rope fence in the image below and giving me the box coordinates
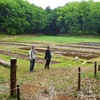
[0,58,100,99]
[77,62,100,92]
[0,85,20,100]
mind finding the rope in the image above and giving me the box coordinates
[0,86,20,94]
[0,87,16,94]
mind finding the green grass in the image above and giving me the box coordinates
[0,34,100,99]
[0,35,100,44]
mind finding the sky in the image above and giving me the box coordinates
[27,0,99,9]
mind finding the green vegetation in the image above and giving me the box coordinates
[0,35,100,99]
[0,35,100,44]
[0,0,100,35]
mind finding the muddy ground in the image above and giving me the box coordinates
[0,42,100,60]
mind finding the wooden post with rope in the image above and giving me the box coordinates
[98,65,100,71]
[78,67,81,91]
[94,62,97,77]
[17,85,20,100]
[10,58,17,96]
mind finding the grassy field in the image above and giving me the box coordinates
[0,34,100,100]
[0,34,100,43]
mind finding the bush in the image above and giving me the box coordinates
[7,28,16,35]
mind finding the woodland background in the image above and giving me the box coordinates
[0,0,100,35]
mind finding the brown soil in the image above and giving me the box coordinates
[1,42,100,59]
[20,45,100,59]
[52,94,75,100]
[21,84,45,95]
[21,84,76,100]
[0,50,59,64]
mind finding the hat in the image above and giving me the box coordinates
[47,46,50,48]
[32,45,35,49]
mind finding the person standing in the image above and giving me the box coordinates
[44,46,51,69]
[29,45,37,72]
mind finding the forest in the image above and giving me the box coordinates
[0,0,100,35]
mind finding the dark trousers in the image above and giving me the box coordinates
[45,58,51,69]
[30,59,35,72]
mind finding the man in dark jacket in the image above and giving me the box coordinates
[44,46,51,69]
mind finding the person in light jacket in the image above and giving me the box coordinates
[29,45,37,72]
[44,46,51,69]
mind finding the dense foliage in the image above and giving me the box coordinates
[0,0,100,35]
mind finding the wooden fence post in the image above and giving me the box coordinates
[17,85,20,100]
[10,58,17,96]
[94,62,97,77]
[98,65,100,71]
[78,67,81,91]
